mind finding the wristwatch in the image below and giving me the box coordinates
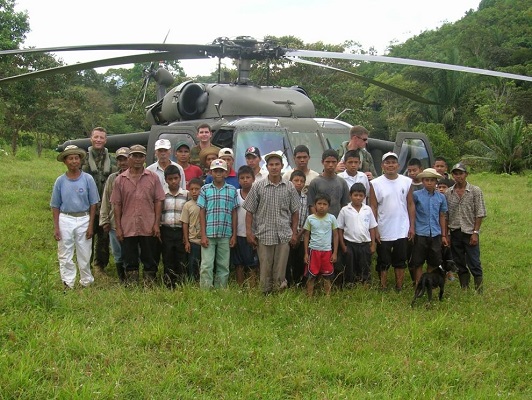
[473,230,480,234]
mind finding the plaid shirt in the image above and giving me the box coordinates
[197,182,238,238]
[161,188,189,228]
[243,178,300,245]
[297,189,308,239]
[445,182,487,234]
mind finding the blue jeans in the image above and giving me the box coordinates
[109,229,122,264]
[200,237,230,289]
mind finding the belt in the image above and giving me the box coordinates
[161,225,183,231]
[61,211,89,217]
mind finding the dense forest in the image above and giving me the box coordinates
[0,0,530,172]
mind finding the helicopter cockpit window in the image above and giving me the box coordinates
[286,131,325,173]
[397,138,431,174]
[233,129,291,174]
[321,131,349,158]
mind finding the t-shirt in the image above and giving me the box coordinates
[180,199,201,245]
[307,175,350,217]
[50,172,100,212]
[337,203,377,243]
[236,189,248,237]
[182,164,203,189]
[304,213,338,251]
[371,174,412,241]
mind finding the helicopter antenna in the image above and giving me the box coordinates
[334,108,352,120]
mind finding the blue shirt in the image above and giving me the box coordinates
[304,213,338,251]
[413,188,448,237]
[50,172,100,212]
[197,182,238,238]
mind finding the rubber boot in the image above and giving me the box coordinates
[474,276,483,294]
[458,273,470,289]
[116,262,125,283]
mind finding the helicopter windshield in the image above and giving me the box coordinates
[233,129,291,174]
[286,131,325,172]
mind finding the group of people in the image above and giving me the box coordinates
[50,124,487,296]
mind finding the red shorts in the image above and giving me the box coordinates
[307,249,334,277]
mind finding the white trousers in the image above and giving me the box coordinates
[57,213,94,288]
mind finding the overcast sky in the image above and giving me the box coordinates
[15,0,481,76]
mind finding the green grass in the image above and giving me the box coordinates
[0,150,530,399]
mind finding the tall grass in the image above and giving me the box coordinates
[0,150,530,399]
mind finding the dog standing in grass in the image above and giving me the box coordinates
[411,254,458,306]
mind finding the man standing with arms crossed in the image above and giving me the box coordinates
[82,127,116,273]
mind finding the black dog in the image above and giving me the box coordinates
[411,248,458,307]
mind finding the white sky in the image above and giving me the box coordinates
[14,0,481,77]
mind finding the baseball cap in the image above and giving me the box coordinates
[115,147,130,158]
[154,139,171,150]
[382,152,398,162]
[245,146,261,158]
[175,141,190,150]
[264,151,284,164]
[218,148,234,159]
[129,144,147,155]
[451,162,468,173]
[210,159,228,171]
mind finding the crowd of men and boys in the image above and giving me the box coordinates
[51,124,487,295]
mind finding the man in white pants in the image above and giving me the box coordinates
[51,145,100,289]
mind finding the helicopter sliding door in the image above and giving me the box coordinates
[393,132,434,174]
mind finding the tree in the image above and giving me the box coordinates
[464,116,531,173]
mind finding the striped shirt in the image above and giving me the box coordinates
[197,182,238,238]
[161,188,189,228]
[243,178,300,245]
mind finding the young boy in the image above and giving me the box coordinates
[437,178,454,194]
[338,149,370,204]
[175,142,203,189]
[180,178,203,282]
[51,145,99,290]
[285,170,308,287]
[407,158,424,192]
[205,148,239,188]
[160,165,189,288]
[232,166,259,286]
[410,168,449,284]
[197,159,238,289]
[303,193,339,297]
[337,183,378,285]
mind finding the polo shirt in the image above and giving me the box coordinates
[197,182,238,238]
[413,188,448,237]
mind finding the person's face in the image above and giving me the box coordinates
[220,155,234,170]
[407,165,422,180]
[315,199,329,216]
[422,177,437,192]
[434,160,448,175]
[246,154,260,169]
[90,130,107,150]
[165,173,181,191]
[382,157,399,176]
[451,170,467,184]
[197,128,212,143]
[266,157,283,177]
[64,154,82,170]
[350,191,365,206]
[238,173,254,190]
[116,156,128,171]
[175,146,190,163]
[350,134,368,149]
[345,157,361,174]
[205,154,218,167]
[130,153,146,168]
[189,184,201,201]
[291,176,306,193]
[155,148,170,163]
[322,156,338,174]
[294,152,309,169]
[437,184,449,194]
[211,168,227,183]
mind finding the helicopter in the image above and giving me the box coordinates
[2,36,531,174]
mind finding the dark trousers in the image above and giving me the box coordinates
[450,230,482,277]
[92,214,109,268]
[286,241,306,287]
[188,242,201,281]
[161,226,187,287]
[344,241,372,283]
[122,236,158,273]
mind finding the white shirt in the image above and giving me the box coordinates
[236,189,247,237]
[338,170,370,204]
[146,161,186,191]
[371,174,412,241]
[337,203,377,243]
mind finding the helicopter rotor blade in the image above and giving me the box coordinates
[0,51,208,84]
[286,57,439,105]
[285,49,532,82]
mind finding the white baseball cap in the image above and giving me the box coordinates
[155,139,172,150]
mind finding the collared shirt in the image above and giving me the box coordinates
[197,182,238,238]
[243,178,300,245]
[297,189,309,235]
[51,172,100,212]
[161,188,189,228]
[338,170,370,204]
[445,182,487,234]
[110,168,166,237]
[180,199,201,244]
[205,169,239,188]
[413,188,448,237]
[341,145,378,177]
[146,161,186,191]
[337,203,378,243]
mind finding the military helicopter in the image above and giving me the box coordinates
[2,36,530,174]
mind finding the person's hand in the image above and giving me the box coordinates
[246,232,258,248]
[370,242,376,254]
[86,226,94,240]
[116,227,124,242]
[201,236,209,248]
[289,233,298,247]
[469,233,479,246]
[102,223,111,233]
[330,252,337,263]
[304,253,309,265]
[230,235,236,248]
[442,236,449,247]
[375,231,381,244]
[336,161,346,172]
[184,241,191,253]
[54,228,61,241]
[365,172,374,181]
[152,224,161,241]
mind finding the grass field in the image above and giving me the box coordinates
[0,149,530,399]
